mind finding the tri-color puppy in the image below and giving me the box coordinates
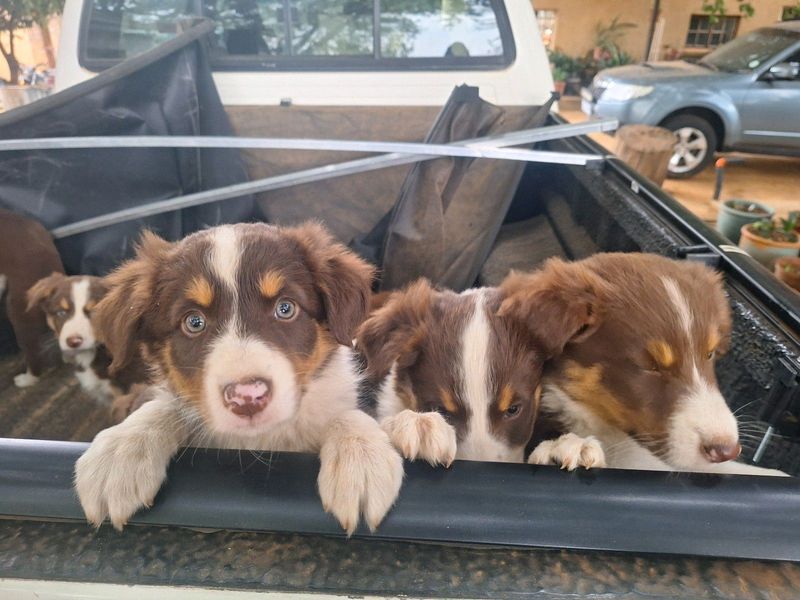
[356,278,604,468]
[27,273,145,402]
[74,222,404,533]
[504,253,787,476]
[0,208,65,387]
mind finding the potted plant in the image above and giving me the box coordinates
[775,257,800,293]
[552,66,567,95]
[548,49,580,96]
[716,199,774,243]
[739,211,800,269]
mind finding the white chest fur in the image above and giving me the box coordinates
[73,350,115,403]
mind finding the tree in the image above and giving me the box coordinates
[0,0,63,84]
[701,0,755,24]
[28,0,65,68]
[0,0,34,85]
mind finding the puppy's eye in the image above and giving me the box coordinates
[504,403,522,419]
[55,309,67,318]
[707,350,716,360]
[275,298,297,321]
[182,312,206,336]
[433,405,449,417]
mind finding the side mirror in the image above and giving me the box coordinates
[764,62,799,81]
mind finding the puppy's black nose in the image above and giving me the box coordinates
[703,442,742,463]
[66,335,84,349]
[223,378,272,418]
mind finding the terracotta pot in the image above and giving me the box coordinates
[554,80,566,95]
[775,257,800,293]
[739,225,800,269]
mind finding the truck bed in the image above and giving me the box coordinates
[2,117,800,596]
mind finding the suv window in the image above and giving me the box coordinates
[84,0,195,60]
[81,0,513,70]
[379,0,503,59]
[291,0,374,56]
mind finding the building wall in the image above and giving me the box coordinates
[0,17,61,83]
[533,0,794,62]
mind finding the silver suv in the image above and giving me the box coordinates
[582,21,800,178]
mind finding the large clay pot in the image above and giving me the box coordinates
[775,256,800,293]
[739,224,800,269]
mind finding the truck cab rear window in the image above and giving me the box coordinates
[81,0,513,70]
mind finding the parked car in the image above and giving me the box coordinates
[582,21,800,177]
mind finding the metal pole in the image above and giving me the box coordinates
[47,119,617,239]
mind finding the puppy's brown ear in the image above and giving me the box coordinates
[26,272,66,312]
[95,231,173,375]
[286,222,376,345]
[498,258,611,359]
[355,279,433,381]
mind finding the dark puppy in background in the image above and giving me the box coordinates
[0,209,64,387]
[356,278,604,468]
[505,253,787,476]
[27,272,147,404]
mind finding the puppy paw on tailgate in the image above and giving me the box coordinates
[528,433,606,471]
[318,410,404,535]
[75,422,172,530]
[381,409,457,467]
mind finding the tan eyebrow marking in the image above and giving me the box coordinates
[708,329,720,354]
[59,298,70,310]
[439,388,458,413]
[534,384,542,404]
[497,384,515,412]
[85,300,97,311]
[259,270,285,299]
[647,339,675,369]
[186,276,214,308]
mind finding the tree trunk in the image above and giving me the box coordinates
[38,20,56,68]
[615,124,675,186]
[0,32,21,85]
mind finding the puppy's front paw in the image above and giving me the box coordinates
[528,433,606,471]
[75,425,170,530]
[318,411,404,535]
[14,371,39,388]
[381,410,457,467]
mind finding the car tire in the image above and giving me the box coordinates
[662,114,718,179]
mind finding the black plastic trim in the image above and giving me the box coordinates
[1,438,800,562]
[78,0,516,73]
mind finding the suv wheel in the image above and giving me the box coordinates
[662,114,718,179]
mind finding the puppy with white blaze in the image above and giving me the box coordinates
[74,222,404,534]
[356,279,605,469]
[26,273,146,403]
[503,253,788,476]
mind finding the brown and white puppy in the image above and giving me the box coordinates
[74,222,403,534]
[0,208,65,387]
[26,273,145,402]
[504,253,786,476]
[356,279,605,468]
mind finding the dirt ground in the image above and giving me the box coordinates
[558,105,800,225]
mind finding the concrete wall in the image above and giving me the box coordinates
[533,0,793,62]
[0,17,61,83]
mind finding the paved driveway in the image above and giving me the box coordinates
[559,108,800,223]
